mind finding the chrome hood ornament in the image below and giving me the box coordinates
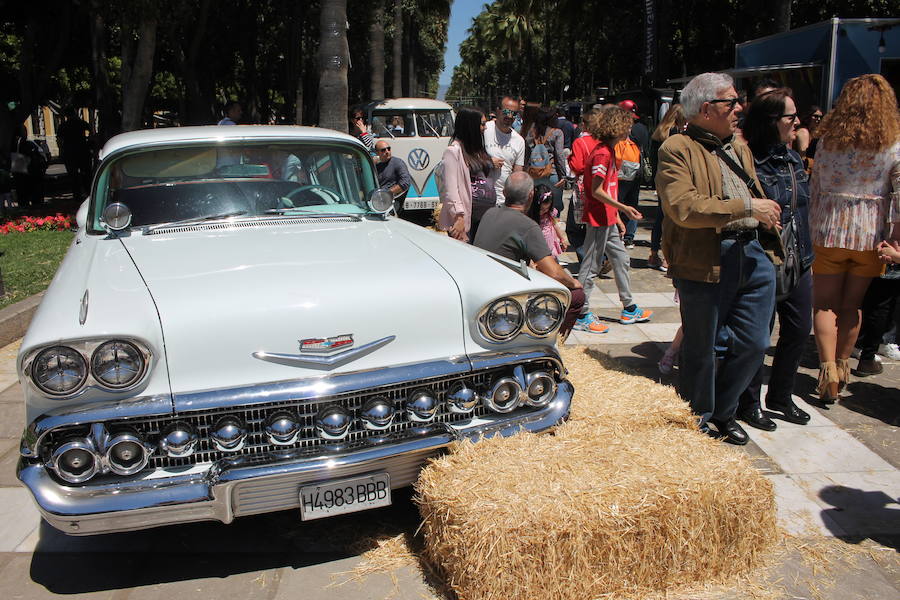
[252,335,395,370]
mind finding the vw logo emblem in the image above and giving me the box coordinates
[408,148,430,171]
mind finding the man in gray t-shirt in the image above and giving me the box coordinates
[474,172,584,338]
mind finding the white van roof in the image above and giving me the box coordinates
[371,98,453,111]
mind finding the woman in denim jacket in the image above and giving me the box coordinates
[735,89,814,429]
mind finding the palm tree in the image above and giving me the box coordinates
[392,0,403,96]
[370,5,385,99]
[318,0,349,132]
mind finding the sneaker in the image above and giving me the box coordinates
[573,313,610,334]
[620,306,652,324]
[647,254,668,272]
[624,238,636,249]
[878,343,900,360]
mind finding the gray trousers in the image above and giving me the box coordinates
[577,224,634,315]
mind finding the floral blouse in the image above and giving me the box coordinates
[809,141,900,251]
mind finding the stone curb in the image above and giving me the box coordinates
[0,293,42,348]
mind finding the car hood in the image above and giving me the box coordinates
[119,219,465,404]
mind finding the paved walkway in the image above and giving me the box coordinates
[0,192,897,598]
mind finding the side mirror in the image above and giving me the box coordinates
[367,189,394,215]
[75,199,89,230]
[102,203,132,232]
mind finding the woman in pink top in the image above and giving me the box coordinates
[809,74,900,402]
[438,107,494,242]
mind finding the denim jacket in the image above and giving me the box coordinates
[755,145,815,271]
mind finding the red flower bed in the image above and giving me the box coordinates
[0,214,74,235]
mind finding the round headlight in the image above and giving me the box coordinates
[91,340,146,389]
[51,439,100,484]
[525,371,557,407]
[526,294,564,336]
[485,377,523,413]
[483,299,524,341]
[31,346,88,396]
[106,432,150,475]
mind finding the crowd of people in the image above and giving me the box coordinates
[436,72,900,445]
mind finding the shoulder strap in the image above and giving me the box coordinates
[713,146,763,198]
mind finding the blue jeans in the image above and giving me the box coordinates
[675,238,776,425]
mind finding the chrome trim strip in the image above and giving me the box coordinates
[19,381,571,535]
[252,335,395,369]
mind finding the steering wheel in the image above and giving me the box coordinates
[283,184,341,206]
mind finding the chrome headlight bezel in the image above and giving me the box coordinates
[480,298,525,341]
[90,339,148,390]
[23,338,153,398]
[477,290,569,344]
[30,345,89,397]
[525,294,565,336]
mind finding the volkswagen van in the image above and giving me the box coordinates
[363,98,454,212]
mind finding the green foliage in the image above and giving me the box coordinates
[0,230,74,310]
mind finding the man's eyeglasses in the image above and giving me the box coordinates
[376,146,391,152]
[779,113,799,121]
[708,98,741,111]
[501,108,519,117]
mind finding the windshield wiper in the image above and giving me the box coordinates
[263,208,362,220]
[144,210,249,233]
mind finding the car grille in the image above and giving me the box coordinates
[44,361,557,474]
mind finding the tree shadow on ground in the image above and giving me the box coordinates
[30,488,426,594]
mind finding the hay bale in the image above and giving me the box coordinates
[560,345,697,432]
[416,427,776,600]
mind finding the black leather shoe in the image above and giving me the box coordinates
[856,358,883,376]
[711,418,749,445]
[738,407,777,431]
[767,400,811,425]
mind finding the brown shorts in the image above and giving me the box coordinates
[812,245,884,278]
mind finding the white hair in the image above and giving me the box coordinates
[680,72,734,120]
[503,171,534,206]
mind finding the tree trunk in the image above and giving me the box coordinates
[392,0,403,97]
[406,13,415,97]
[773,0,791,33]
[180,0,211,125]
[88,1,118,143]
[318,0,349,132]
[121,16,158,132]
[370,5,385,99]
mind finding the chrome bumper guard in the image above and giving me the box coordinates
[18,382,571,535]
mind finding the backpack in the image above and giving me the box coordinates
[527,135,554,179]
[615,137,641,181]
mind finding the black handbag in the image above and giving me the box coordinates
[774,168,802,302]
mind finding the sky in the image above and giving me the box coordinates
[439,0,485,87]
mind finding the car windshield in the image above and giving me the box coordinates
[89,141,377,233]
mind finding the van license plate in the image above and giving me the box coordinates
[299,473,391,520]
[404,199,437,210]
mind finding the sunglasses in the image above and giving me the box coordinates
[708,97,741,111]
[811,114,823,120]
[376,146,391,152]
[501,108,519,117]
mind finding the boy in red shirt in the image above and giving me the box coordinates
[575,105,653,332]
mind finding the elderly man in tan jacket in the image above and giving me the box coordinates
[656,72,783,445]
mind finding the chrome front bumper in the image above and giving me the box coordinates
[18,382,571,535]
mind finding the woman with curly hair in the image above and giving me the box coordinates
[809,74,900,403]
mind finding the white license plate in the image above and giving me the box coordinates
[299,473,391,520]
[404,199,437,210]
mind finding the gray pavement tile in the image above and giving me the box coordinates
[275,556,436,600]
[122,566,282,600]
[0,400,24,439]
[0,488,40,552]
[0,553,120,599]
[0,437,20,486]
[768,474,846,537]
[767,539,900,600]
[840,422,900,472]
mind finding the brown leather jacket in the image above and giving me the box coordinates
[656,125,783,283]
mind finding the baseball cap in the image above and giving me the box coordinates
[618,100,639,118]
